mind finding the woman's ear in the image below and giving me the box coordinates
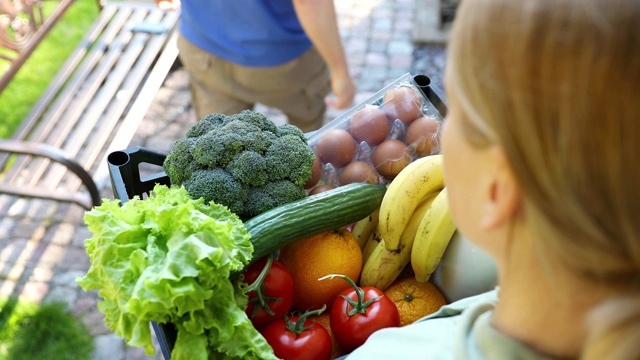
[480,146,521,230]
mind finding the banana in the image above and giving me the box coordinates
[351,207,380,251]
[379,154,445,251]
[411,188,457,283]
[361,227,382,264]
[359,192,438,291]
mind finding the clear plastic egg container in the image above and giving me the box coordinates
[304,73,445,194]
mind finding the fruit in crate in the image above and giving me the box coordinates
[410,188,457,283]
[378,155,445,252]
[324,274,400,352]
[309,312,347,359]
[359,192,437,291]
[243,257,294,330]
[261,308,332,360]
[278,228,363,311]
[383,276,447,326]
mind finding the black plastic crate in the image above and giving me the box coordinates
[106,74,447,359]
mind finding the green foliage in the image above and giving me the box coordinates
[77,184,276,359]
[0,0,100,139]
[0,297,94,360]
[164,110,315,220]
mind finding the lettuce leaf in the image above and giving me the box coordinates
[76,184,276,359]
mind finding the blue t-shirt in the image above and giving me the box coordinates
[179,0,313,67]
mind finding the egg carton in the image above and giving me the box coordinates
[304,73,446,193]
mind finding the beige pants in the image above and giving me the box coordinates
[177,34,331,132]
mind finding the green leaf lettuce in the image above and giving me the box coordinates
[76,184,276,359]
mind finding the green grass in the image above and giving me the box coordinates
[0,0,100,139]
[0,297,94,360]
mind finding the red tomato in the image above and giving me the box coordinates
[244,257,295,329]
[326,275,400,352]
[261,311,332,360]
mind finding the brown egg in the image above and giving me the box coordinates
[339,161,379,185]
[372,139,412,178]
[348,106,391,146]
[314,129,357,168]
[309,184,336,196]
[406,116,440,156]
[381,86,423,126]
[304,153,323,189]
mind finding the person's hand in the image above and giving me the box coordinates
[326,71,356,109]
[156,0,180,11]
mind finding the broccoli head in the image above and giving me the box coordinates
[162,110,316,219]
[163,137,199,185]
[190,129,247,168]
[265,134,315,186]
[182,168,247,215]
[185,113,227,138]
[226,151,268,187]
[245,180,306,217]
[276,123,307,142]
[227,109,278,134]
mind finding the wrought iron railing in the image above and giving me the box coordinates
[0,0,74,93]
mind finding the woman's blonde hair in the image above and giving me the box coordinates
[446,0,640,358]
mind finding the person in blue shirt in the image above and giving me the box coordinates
[156,0,355,132]
[341,0,640,359]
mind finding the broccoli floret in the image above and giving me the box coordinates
[226,151,268,187]
[190,129,247,168]
[162,110,316,219]
[227,109,278,134]
[265,135,315,186]
[182,168,247,215]
[246,131,278,155]
[245,180,306,217]
[276,124,307,142]
[185,113,228,138]
[163,137,199,185]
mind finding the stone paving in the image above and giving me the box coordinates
[0,0,446,358]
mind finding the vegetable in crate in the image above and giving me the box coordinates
[163,110,315,219]
[243,256,295,330]
[261,306,332,360]
[321,274,400,352]
[75,185,277,360]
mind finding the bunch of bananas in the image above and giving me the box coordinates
[353,155,457,291]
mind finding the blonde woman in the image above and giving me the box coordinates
[341,0,639,358]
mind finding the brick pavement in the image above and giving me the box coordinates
[0,0,446,358]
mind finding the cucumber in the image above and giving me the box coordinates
[244,183,387,262]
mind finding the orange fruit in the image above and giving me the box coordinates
[278,228,362,311]
[310,312,347,359]
[383,276,447,326]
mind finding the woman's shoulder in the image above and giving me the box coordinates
[338,289,499,360]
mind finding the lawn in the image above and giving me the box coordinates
[0,297,95,360]
[0,0,100,139]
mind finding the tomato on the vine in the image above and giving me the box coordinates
[322,274,400,352]
[261,306,332,360]
[244,256,295,329]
